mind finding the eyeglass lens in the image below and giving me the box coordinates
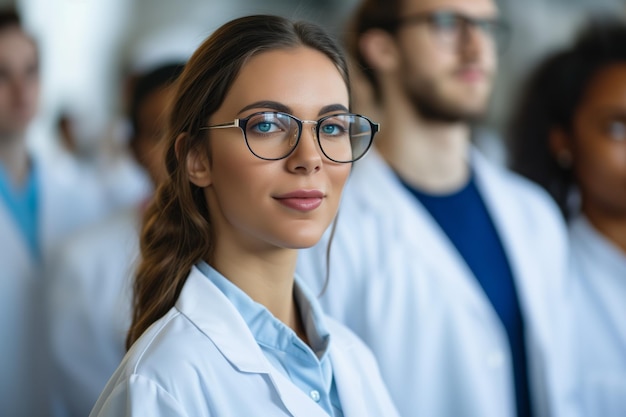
[243,112,373,162]
[427,12,507,50]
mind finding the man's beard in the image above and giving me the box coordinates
[407,79,489,124]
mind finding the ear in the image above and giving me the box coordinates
[359,28,400,74]
[549,127,573,169]
[175,132,212,187]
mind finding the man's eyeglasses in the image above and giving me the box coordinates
[395,11,510,53]
[201,112,379,163]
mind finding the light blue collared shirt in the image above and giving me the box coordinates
[196,261,343,417]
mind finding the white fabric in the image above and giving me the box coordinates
[0,153,109,417]
[45,207,140,417]
[90,266,399,417]
[568,215,626,417]
[297,148,579,417]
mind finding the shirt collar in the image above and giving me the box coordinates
[196,261,330,360]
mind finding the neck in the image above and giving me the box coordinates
[211,241,303,334]
[583,206,626,255]
[0,133,30,186]
[376,97,471,193]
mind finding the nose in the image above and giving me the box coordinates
[286,122,322,174]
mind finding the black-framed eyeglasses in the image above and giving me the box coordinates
[395,10,510,53]
[201,111,379,163]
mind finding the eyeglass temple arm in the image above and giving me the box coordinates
[201,120,241,130]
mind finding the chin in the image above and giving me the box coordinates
[275,230,324,250]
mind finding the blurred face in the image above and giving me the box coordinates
[0,26,39,138]
[567,63,626,219]
[394,0,499,122]
[201,46,351,251]
[132,85,174,186]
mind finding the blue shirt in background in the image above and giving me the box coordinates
[0,162,40,259]
[196,261,343,417]
[401,173,532,417]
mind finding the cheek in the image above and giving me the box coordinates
[327,164,351,206]
[403,50,440,81]
[573,139,625,194]
[209,149,268,211]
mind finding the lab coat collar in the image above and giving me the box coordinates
[350,149,502,327]
[472,149,567,335]
[176,266,331,417]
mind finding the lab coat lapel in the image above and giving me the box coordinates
[266,367,331,417]
[37,155,70,253]
[328,338,368,417]
[471,149,553,339]
[472,149,565,416]
[177,267,330,417]
[355,150,499,321]
[0,201,34,271]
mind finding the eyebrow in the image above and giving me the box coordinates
[591,108,626,121]
[237,101,349,117]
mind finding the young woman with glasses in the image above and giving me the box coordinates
[89,14,396,417]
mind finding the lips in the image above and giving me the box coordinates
[274,190,324,212]
[456,67,487,83]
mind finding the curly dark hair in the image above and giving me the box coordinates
[507,16,626,219]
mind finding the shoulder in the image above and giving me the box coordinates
[90,314,197,417]
[127,309,214,375]
[474,150,565,227]
[101,309,220,392]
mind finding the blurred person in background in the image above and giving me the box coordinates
[297,0,576,416]
[0,8,107,416]
[52,103,154,216]
[45,61,184,417]
[508,17,626,417]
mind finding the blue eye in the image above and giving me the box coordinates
[256,122,272,133]
[322,124,339,135]
[319,118,349,138]
[249,120,282,135]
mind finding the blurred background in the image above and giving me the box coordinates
[2,0,626,165]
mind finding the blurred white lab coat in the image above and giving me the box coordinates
[568,215,626,417]
[0,153,108,417]
[46,207,140,417]
[297,149,578,417]
[90,266,400,417]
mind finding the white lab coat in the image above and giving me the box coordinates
[568,215,626,417]
[45,207,140,416]
[297,149,578,417]
[0,153,109,417]
[90,266,400,417]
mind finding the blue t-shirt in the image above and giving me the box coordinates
[401,173,532,417]
[0,162,39,259]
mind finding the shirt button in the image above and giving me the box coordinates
[310,390,321,402]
